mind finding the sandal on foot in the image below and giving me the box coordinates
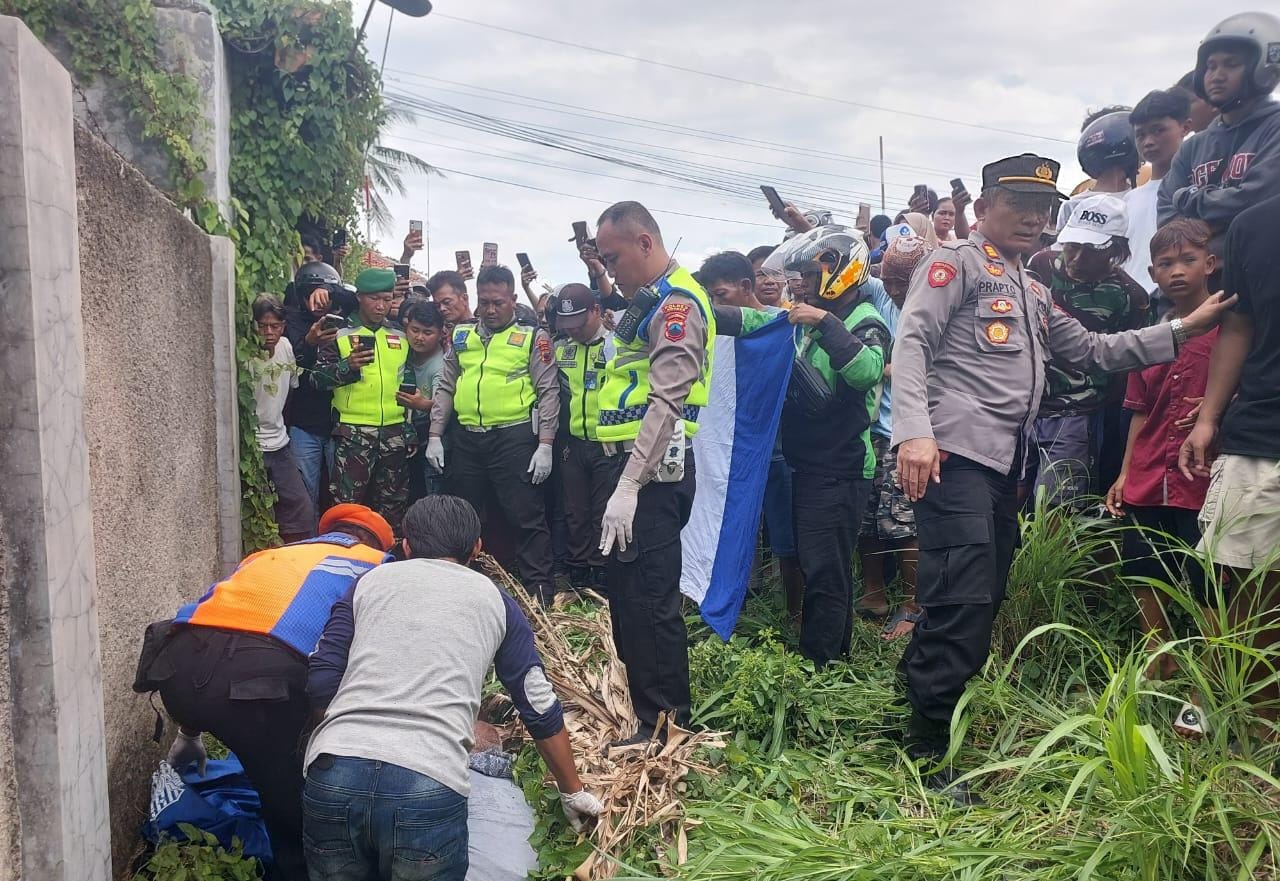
[1173,702,1207,739]
[881,607,924,641]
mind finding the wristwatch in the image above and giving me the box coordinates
[1170,317,1188,349]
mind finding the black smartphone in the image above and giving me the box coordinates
[571,221,589,249]
[760,185,787,216]
[332,228,348,248]
[481,242,498,268]
[950,177,965,193]
[399,379,418,396]
[321,313,345,332]
[913,184,929,203]
[455,250,472,275]
[356,334,376,351]
[856,203,871,230]
[393,263,410,280]
[516,252,533,273]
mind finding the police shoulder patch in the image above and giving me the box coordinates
[663,316,686,342]
[536,335,553,364]
[981,242,1001,262]
[928,261,957,288]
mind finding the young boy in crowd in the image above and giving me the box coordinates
[1104,219,1218,680]
[250,295,316,544]
[1028,193,1150,507]
[1125,89,1193,314]
[399,300,446,503]
[857,235,928,640]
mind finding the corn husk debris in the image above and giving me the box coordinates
[478,556,725,880]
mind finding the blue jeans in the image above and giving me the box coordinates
[289,426,334,511]
[303,755,468,881]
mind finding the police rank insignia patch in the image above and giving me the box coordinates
[982,242,1001,261]
[536,336,553,364]
[986,321,1011,344]
[508,331,527,346]
[928,262,956,287]
[991,298,1013,314]
[985,263,1005,277]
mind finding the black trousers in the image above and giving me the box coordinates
[792,472,873,667]
[156,627,311,881]
[605,452,696,733]
[448,423,553,597]
[899,456,1019,744]
[561,436,614,571]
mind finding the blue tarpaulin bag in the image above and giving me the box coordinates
[143,754,273,866]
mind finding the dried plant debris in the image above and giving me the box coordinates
[478,556,725,880]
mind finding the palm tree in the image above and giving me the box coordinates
[363,106,438,235]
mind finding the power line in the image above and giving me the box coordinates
[384,91,901,208]
[431,13,1074,145]
[426,164,782,229]
[382,69,966,180]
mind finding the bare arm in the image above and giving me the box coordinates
[1197,310,1252,429]
[533,729,584,794]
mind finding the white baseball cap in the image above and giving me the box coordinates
[1056,193,1129,247]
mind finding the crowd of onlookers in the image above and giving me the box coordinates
[149,11,1280,879]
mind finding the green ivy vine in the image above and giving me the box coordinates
[4,0,384,552]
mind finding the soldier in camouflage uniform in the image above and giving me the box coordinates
[313,267,413,529]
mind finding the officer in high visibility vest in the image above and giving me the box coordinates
[552,283,615,592]
[593,201,715,748]
[137,505,394,881]
[313,268,414,529]
[427,264,561,604]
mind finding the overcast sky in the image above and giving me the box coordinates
[355,0,1218,289]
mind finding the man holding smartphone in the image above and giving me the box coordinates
[313,268,415,529]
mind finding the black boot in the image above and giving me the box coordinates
[906,712,982,807]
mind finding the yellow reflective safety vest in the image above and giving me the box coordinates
[451,320,538,428]
[333,323,410,427]
[597,267,715,442]
[555,334,609,441]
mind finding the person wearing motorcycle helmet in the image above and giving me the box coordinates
[773,226,889,669]
[1158,11,1280,263]
[282,260,358,508]
[1058,110,1141,233]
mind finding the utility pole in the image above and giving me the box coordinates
[425,175,431,275]
[879,136,886,212]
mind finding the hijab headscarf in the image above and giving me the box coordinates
[879,234,931,287]
[900,212,939,249]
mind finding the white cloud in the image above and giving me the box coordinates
[357,0,1215,288]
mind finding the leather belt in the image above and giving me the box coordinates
[461,419,531,434]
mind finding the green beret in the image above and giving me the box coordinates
[355,267,396,294]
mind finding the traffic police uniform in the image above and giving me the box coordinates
[553,286,615,588]
[138,505,393,881]
[598,263,715,735]
[313,268,414,528]
[891,154,1182,764]
[430,311,561,602]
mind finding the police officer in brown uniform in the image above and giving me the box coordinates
[891,154,1235,802]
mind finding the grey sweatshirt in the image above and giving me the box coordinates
[1158,99,1280,260]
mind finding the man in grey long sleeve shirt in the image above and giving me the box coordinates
[890,154,1234,805]
[424,264,561,604]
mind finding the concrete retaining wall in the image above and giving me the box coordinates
[0,16,241,879]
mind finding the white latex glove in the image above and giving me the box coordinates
[599,476,640,555]
[528,443,554,485]
[559,788,604,833]
[167,729,207,777]
[426,436,445,471]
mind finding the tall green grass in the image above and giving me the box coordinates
[529,506,1280,881]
